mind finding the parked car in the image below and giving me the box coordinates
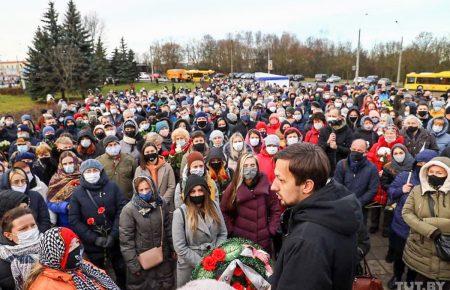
[378,78,392,86]
[294,74,305,81]
[287,74,294,81]
[213,73,225,78]
[315,74,328,82]
[353,76,367,84]
[366,75,379,84]
[240,73,254,80]
[157,76,169,83]
[138,72,151,81]
[326,75,341,83]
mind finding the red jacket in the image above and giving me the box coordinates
[305,127,320,145]
[257,148,276,183]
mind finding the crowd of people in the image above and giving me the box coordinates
[0,78,449,290]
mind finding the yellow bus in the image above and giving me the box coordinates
[404,71,450,92]
[186,69,215,83]
[166,69,190,82]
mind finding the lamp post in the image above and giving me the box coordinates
[395,20,403,87]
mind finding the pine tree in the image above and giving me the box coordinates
[42,1,60,47]
[110,48,121,80]
[116,37,129,82]
[126,49,138,82]
[93,37,109,86]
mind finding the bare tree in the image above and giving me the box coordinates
[83,12,105,43]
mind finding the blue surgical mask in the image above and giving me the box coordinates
[17,145,28,153]
[139,191,153,202]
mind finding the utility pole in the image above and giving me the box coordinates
[396,20,403,87]
[230,40,233,74]
[355,28,361,80]
[268,48,270,74]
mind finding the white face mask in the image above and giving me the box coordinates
[393,154,406,163]
[105,130,116,137]
[64,164,75,174]
[190,167,204,176]
[140,123,150,131]
[26,172,33,182]
[432,125,443,133]
[313,122,323,130]
[287,137,299,146]
[105,145,121,156]
[294,114,302,121]
[176,139,186,148]
[110,109,117,115]
[80,139,91,148]
[83,171,101,184]
[11,185,27,193]
[17,227,40,245]
[249,138,260,146]
[266,146,278,155]
[269,107,276,112]
[232,141,244,151]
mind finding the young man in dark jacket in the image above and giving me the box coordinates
[270,143,361,290]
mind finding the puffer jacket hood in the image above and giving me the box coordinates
[427,117,449,137]
[288,180,360,236]
[419,156,450,195]
[77,129,96,143]
[359,115,374,126]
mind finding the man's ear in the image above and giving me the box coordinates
[3,232,13,242]
[303,179,315,195]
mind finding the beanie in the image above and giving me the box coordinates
[264,134,280,147]
[102,135,119,147]
[183,174,210,202]
[43,126,55,136]
[209,130,224,142]
[80,159,104,174]
[187,151,204,169]
[226,113,237,123]
[195,111,208,119]
[155,120,169,133]
[0,189,29,219]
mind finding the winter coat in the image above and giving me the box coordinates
[172,203,227,287]
[270,180,360,290]
[334,157,379,206]
[353,128,378,148]
[400,127,439,157]
[96,152,137,200]
[120,140,141,160]
[304,126,320,145]
[0,235,14,290]
[256,148,276,183]
[318,124,354,173]
[134,160,176,212]
[0,124,17,143]
[231,120,255,138]
[68,171,126,260]
[32,158,58,186]
[76,130,104,160]
[220,173,281,251]
[402,156,450,280]
[119,195,174,290]
[427,117,450,153]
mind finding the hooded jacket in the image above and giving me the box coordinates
[318,122,354,173]
[76,130,104,161]
[402,156,450,280]
[400,126,439,157]
[426,117,450,153]
[270,180,360,290]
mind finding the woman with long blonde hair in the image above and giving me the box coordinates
[220,153,281,252]
[172,174,227,288]
[223,132,251,172]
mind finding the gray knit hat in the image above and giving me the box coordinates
[264,134,280,147]
[102,135,119,147]
[80,159,104,174]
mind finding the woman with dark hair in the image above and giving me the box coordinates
[47,151,81,227]
[119,176,175,290]
[172,174,227,287]
[206,148,233,199]
[220,153,281,252]
[134,142,176,213]
[25,227,120,290]
[245,129,264,154]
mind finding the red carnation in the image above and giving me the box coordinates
[201,256,217,271]
[97,207,106,215]
[86,217,95,225]
[233,266,244,277]
[211,248,226,262]
[232,282,244,290]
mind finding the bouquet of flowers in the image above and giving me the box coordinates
[191,238,272,290]
[0,140,10,153]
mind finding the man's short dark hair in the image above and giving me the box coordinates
[190,130,206,140]
[275,143,330,190]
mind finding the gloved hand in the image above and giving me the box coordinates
[105,235,114,248]
[94,237,107,247]
[430,229,442,241]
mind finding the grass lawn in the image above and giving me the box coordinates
[0,94,39,114]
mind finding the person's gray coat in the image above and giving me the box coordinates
[119,196,174,290]
[172,203,227,287]
[134,160,176,213]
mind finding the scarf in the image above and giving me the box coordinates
[145,157,165,186]
[131,194,163,217]
[0,238,40,290]
[47,152,81,202]
[39,228,119,290]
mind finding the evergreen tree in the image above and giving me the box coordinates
[126,49,138,82]
[110,48,121,80]
[116,37,129,82]
[42,1,60,47]
[93,36,109,85]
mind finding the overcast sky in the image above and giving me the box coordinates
[1,0,449,61]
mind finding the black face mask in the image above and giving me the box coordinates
[217,126,227,133]
[40,157,53,166]
[190,195,205,205]
[95,132,106,140]
[428,175,446,189]
[193,143,206,153]
[210,161,222,171]
[197,120,207,128]
[65,245,84,270]
[125,130,136,137]
[350,151,364,162]
[406,126,419,134]
[144,153,158,163]
[349,116,358,123]
[417,111,428,117]
[45,134,55,141]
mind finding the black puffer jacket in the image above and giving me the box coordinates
[400,127,439,157]
[270,180,360,290]
[318,124,354,173]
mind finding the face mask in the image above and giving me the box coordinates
[350,151,364,162]
[129,108,136,114]
[393,154,405,163]
[83,172,100,184]
[170,105,177,111]
[364,124,373,131]
[417,111,428,117]
[80,139,91,148]
[65,245,84,270]
[266,146,278,155]
[106,145,121,156]
[294,114,302,121]
[249,138,260,146]
[232,141,244,151]
[176,139,186,148]
[140,123,150,131]
[335,102,342,108]
[371,117,379,124]
[269,107,276,112]
[11,185,27,193]
[26,172,33,182]
[243,167,258,180]
[125,130,136,137]
[197,120,207,128]
[18,133,29,139]
[190,195,205,205]
[110,109,117,115]
[17,227,40,245]
[105,130,116,137]
[428,175,446,189]
[17,145,28,153]
[346,102,354,108]
[139,191,153,202]
[5,120,14,127]
[63,163,75,174]
[406,126,418,134]
[349,116,358,123]
[193,143,206,153]
[218,126,227,133]
[287,137,299,146]
[210,161,222,171]
[432,125,443,133]
[95,132,105,140]
[144,153,158,163]
[159,128,169,137]
[190,167,204,176]
[385,137,396,143]
[313,122,323,130]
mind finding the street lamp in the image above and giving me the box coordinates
[355,13,368,81]
[395,20,403,87]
